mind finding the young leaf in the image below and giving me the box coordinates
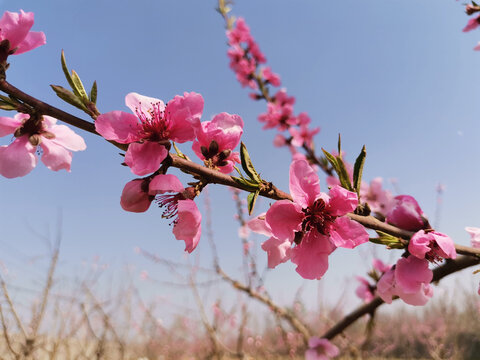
[240,142,262,183]
[353,145,366,197]
[71,70,89,101]
[337,133,342,157]
[322,148,339,172]
[0,101,17,111]
[90,81,97,104]
[247,190,260,215]
[60,50,76,91]
[50,85,88,111]
[232,176,260,191]
[336,156,354,191]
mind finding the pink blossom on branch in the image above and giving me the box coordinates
[465,226,480,248]
[386,195,426,231]
[0,10,46,63]
[305,337,339,360]
[121,174,201,253]
[261,159,368,280]
[0,113,86,178]
[463,16,480,32]
[192,112,243,173]
[408,229,456,261]
[95,92,203,176]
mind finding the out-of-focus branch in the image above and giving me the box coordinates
[216,267,312,344]
[320,255,480,340]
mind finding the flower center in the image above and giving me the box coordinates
[13,115,55,146]
[135,102,171,142]
[301,198,335,236]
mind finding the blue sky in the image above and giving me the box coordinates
[0,0,479,316]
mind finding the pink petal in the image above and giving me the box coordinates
[148,174,184,195]
[395,257,432,294]
[386,195,424,231]
[372,258,391,274]
[209,112,244,150]
[14,30,46,55]
[124,142,168,176]
[327,185,358,217]
[125,92,165,115]
[48,123,86,151]
[265,200,303,241]
[173,199,202,253]
[408,230,431,259]
[0,10,34,50]
[291,232,333,280]
[376,268,396,304]
[261,236,292,268]
[0,115,22,137]
[329,216,369,249]
[398,283,433,306]
[431,232,456,259]
[40,138,72,171]
[289,159,321,208]
[95,111,142,143]
[463,16,480,32]
[0,136,37,178]
[167,92,204,143]
[465,227,480,248]
[120,179,152,213]
[247,214,272,237]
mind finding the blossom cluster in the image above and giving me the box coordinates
[225,17,320,158]
[0,10,86,178]
[462,2,480,50]
[95,92,244,252]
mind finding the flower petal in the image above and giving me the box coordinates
[0,10,34,50]
[329,216,369,249]
[167,92,204,143]
[261,236,292,268]
[14,30,46,55]
[0,136,37,178]
[327,185,358,217]
[120,179,152,213]
[395,256,432,294]
[49,123,86,151]
[40,138,72,171]
[289,159,320,208]
[124,142,168,176]
[125,92,165,115]
[173,199,202,253]
[0,115,23,137]
[291,232,331,280]
[265,200,303,241]
[247,213,272,237]
[148,174,184,195]
[432,232,456,259]
[95,111,142,143]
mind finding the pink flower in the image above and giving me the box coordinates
[355,276,375,302]
[121,174,201,252]
[360,177,395,215]
[192,112,243,173]
[289,124,320,148]
[386,195,426,231]
[0,113,86,178]
[0,10,46,63]
[262,66,281,87]
[377,256,433,306]
[372,258,391,273]
[305,337,339,360]
[264,160,368,279]
[465,227,480,248]
[409,230,456,261]
[258,89,296,131]
[463,16,480,32]
[95,92,203,176]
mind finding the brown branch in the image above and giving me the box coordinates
[320,255,480,340]
[216,267,312,344]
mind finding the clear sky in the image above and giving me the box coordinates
[0,0,479,317]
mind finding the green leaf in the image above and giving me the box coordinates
[50,85,88,111]
[240,142,262,183]
[336,156,353,191]
[322,148,339,172]
[71,70,88,101]
[247,190,260,215]
[232,176,260,191]
[60,50,76,91]
[90,81,97,104]
[353,145,367,197]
